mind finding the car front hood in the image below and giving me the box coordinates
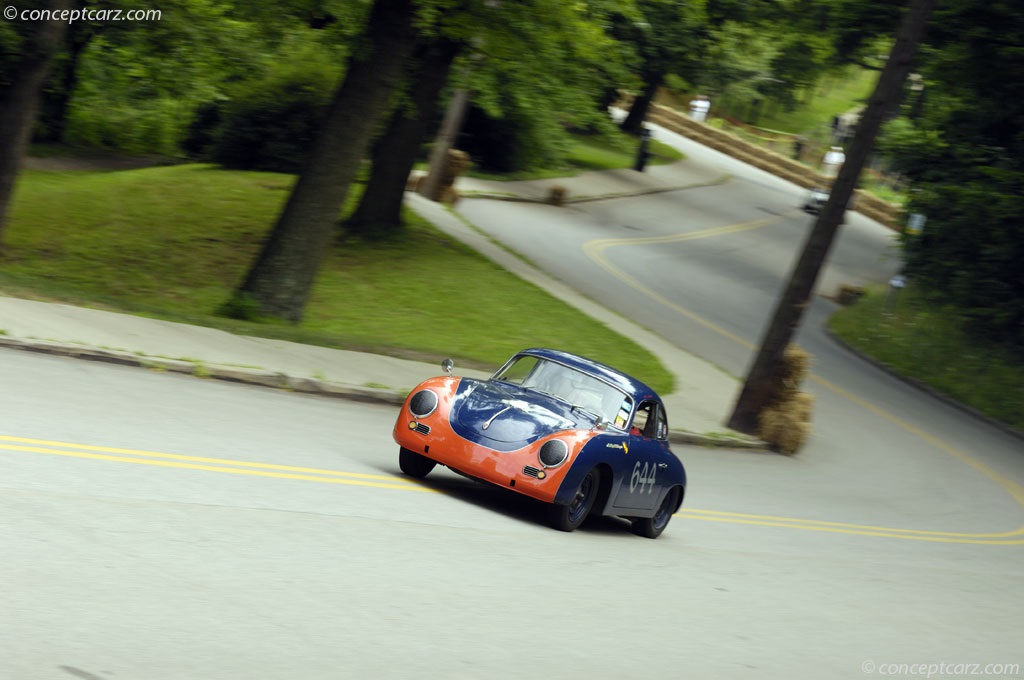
[450,379,580,450]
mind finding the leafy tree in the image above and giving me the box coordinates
[208,37,343,172]
[225,0,419,321]
[729,0,937,435]
[884,0,1024,347]
[829,0,906,69]
[38,0,358,153]
[46,0,269,153]
[348,0,624,238]
[699,21,779,110]
[0,0,72,248]
[615,0,709,134]
[460,0,626,165]
[345,36,463,238]
[701,0,905,125]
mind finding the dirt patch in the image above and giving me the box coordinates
[24,154,178,172]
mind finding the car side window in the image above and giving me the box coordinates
[654,407,668,441]
[632,401,668,440]
[632,401,653,437]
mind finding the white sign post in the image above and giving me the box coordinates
[906,213,926,235]
[886,274,907,313]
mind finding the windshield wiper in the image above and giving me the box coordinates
[570,404,602,422]
[528,387,571,405]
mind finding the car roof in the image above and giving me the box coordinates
[515,348,661,402]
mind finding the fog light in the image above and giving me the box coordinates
[408,421,418,430]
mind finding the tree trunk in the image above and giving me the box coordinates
[230,0,417,321]
[346,38,462,238]
[620,73,662,135]
[417,87,470,202]
[0,0,72,249]
[37,22,94,144]
[726,0,937,435]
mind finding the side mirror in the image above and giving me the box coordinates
[594,417,611,431]
[441,358,455,376]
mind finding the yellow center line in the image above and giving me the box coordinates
[584,217,784,350]
[676,511,1024,545]
[2,436,1021,543]
[680,508,1024,539]
[583,219,1024,545]
[0,435,431,492]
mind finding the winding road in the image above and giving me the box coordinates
[2,127,1022,679]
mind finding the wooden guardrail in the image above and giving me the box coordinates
[643,102,903,230]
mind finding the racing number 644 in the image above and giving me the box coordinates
[630,460,656,494]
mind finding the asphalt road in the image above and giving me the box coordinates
[3,128,1023,679]
[456,126,1024,532]
[2,350,1022,680]
[458,129,902,378]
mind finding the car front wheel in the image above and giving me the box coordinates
[399,447,436,478]
[632,486,681,539]
[549,468,599,532]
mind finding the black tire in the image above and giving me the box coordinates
[632,486,681,539]
[549,468,599,532]
[399,447,436,478]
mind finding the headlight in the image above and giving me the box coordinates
[539,439,569,468]
[409,389,439,418]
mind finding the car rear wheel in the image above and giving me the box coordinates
[549,468,599,532]
[632,486,681,539]
[399,447,436,478]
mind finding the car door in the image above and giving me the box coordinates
[611,400,672,512]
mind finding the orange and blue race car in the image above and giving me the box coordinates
[393,348,686,538]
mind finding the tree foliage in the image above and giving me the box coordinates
[703,0,878,112]
[205,36,343,172]
[457,0,628,168]
[228,0,420,321]
[41,0,358,153]
[883,0,1024,347]
[613,0,708,133]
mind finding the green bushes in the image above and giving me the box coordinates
[189,48,342,173]
[64,52,192,156]
[459,100,568,174]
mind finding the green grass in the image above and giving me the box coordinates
[829,286,1024,432]
[565,134,682,171]
[661,68,876,137]
[751,68,877,135]
[2,164,673,393]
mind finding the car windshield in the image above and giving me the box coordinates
[492,356,634,428]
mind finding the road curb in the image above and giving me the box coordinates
[0,336,409,407]
[669,429,771,451]
[1,335,764,449]
[823,327,1024,443]
[459,173,731,206]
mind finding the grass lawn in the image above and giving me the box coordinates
[750,68,877,135]
[829,286,1024,433]
[661,67,876,137]
[1,163,674,393]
